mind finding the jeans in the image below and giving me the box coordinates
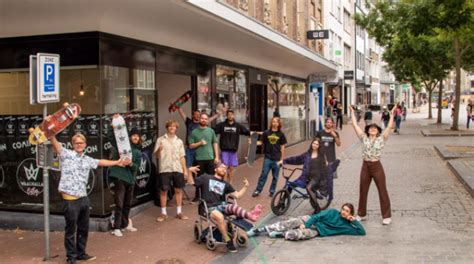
[255,158,280,194]
[63,197,90,261]
[336,115,343,130]
[467,115,472,129]
[185,147,195,168]
[113,180,134,229]
[395,116,401,131]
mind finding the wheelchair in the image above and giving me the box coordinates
[271,161,339,216]
[193,195,253,251]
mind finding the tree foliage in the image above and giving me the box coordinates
[355,0,474,126]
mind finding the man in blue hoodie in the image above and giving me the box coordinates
[247,203,365,240]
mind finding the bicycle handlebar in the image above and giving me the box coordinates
[281,166,303,179]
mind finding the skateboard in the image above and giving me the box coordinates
[111,115,132,160]
[28,103,81,145]
[246,132,259,166]
[169,90,193,113]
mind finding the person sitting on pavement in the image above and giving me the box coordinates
[283,138,340,214]
[247,203,365,241]
[194,163,263,253]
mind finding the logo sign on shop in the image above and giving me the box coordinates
[37,53,60,104]
[306,30,329,40]
[344,71,354,80]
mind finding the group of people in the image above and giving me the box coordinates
[50,98,400,262]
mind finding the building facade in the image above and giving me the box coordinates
[0,0,336,220]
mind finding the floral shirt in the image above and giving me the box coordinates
[58,148,99,197]
[361,135,385,160]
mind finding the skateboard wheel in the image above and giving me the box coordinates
[28,128,34,133]
[63,102,69,107]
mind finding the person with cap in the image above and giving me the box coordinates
[349,105,396,225]
[108,119,142,237]
[213,109,251,184]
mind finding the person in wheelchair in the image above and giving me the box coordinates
[194,163,263,252]
[247,203,365,241]
[283,138,340,213]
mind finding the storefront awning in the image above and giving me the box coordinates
[0,0,337,79]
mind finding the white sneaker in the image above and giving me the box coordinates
[124,225,138,232]
[355,215,367,221]
[382,218,392,225]
[111,229,123,237]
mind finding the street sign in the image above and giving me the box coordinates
[344,71,354,80]
[29,55,38,105]
[36,144,60,171]
[37,53,60,103]
[307,30,329,39]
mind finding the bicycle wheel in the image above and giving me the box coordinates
[271,189,291,215]
[310,193,331,211]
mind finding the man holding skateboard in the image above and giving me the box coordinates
[213,109,251,184]
[154,120,189,222]
[50,133,130,264]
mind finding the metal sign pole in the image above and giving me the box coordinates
[42,104,50,261]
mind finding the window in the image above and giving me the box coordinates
[344,9,351,33]
[344,44,351,67]
[215,65,248,124]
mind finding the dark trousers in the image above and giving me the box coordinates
[113,180,134,229]
[63,197,90,261]
[358,160,391,218]
[307,173,327,213]
[467,116,471,129]
[195,159,215,199]
[336,115,343,130]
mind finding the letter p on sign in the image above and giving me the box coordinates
[44,64,55,92]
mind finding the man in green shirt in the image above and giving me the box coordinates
[247,203,365,240]
[189,113,219,175]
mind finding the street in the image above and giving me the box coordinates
[213,105,474,264]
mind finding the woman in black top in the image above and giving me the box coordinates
[284,138,334,213]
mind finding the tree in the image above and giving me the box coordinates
[355,1,453,119]
[268,77,287,113]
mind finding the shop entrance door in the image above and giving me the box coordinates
[249,84,266,132]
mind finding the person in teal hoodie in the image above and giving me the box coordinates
[247,203,365,241]
[108,120,142,237]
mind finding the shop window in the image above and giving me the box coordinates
[197,70,212,115]
[267,76,306,144]
[216,65,248,124]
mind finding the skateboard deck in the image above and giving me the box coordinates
[246,132,259,166]
[169,90,192,113]
[111,115,132,160]
[28,103,81,145]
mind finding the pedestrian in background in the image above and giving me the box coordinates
[364,106,373,127]
[336,103,343,130]
[467,99,473,129]
[349,105,396,226]
[315,118,341,179]
[381,106,390,130]
[252,117,287,197]
[109,125,141,237]
[394,104,402,134]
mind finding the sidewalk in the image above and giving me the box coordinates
[0,119,362,264]
[224,107,474,264]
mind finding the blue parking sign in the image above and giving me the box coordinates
[44,63,55,92]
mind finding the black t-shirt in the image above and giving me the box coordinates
[194,173,235,207]
[262,129,287,161]
[315,130,338,162]
[364,111,373,120]
[214,120,251,151]
[185,117,200,146]
[309,154,327,181]
[381,111,390,121]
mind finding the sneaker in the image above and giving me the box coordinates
[176,213,189,220]
[190,198,199,204]
[252,191,260,197]
[111,229,123,237]
[123,225,137,232]
[382,218,392,225]
[268,231,284,238]
[76,254,96,261]
[248,204,263,221]
[355,215,367,221]
[156,214,168,222]
[226,241,238,253]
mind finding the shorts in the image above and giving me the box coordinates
[221,151,238,167]
[185,147,195,167]
[158,172,185,191]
